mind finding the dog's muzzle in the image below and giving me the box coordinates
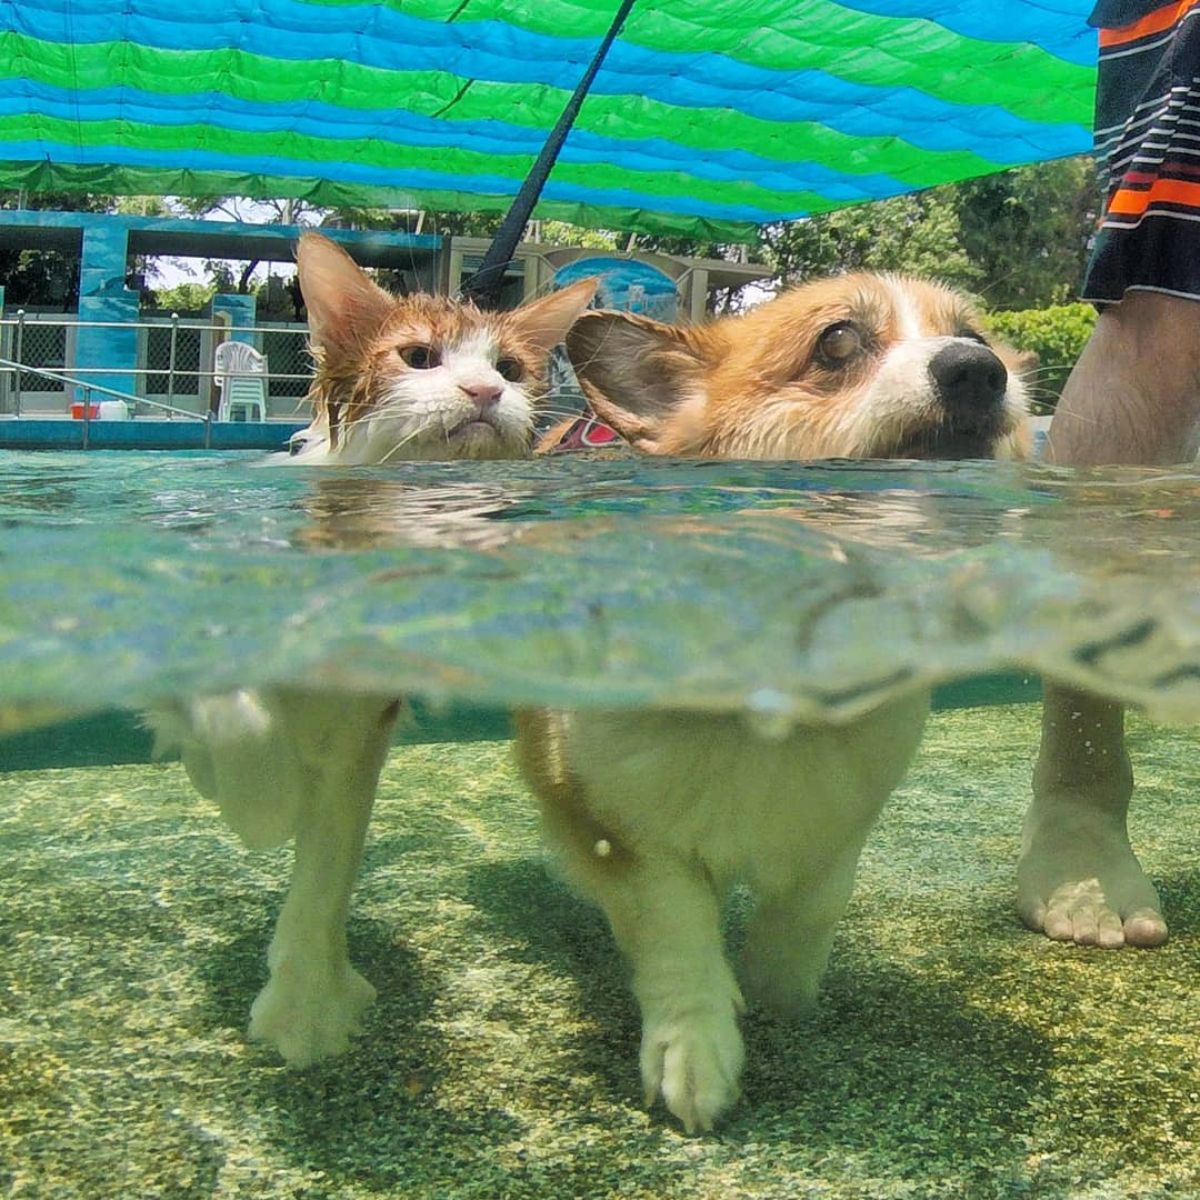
[928,342,1008,427]
[894,342,1013,460]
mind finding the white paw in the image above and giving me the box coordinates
[640,1010,745,1134]
[248,960,377,1067]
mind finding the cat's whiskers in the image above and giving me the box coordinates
[341,408,405,431]
[376,425,429,466]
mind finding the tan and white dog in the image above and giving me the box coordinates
[518,273,1031,1132]
[151,236,595,1066]
[544,271,1030,461]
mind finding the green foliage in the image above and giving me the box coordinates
[418,209,504,238]
[986,302,1097,410]
[0,190,120,307]
[1,159,1103,324]
[761,190,982,293]
[202,261,238,292]
[0,189,119,214]
[951,158,1098,311]
[254,272,303,320]
[0,249,78,308]
[538,221,622,250]
[758,157,1099,313]
[112,196,174,218]
[146,281,217,315]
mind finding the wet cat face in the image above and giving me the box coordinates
[295,232,596,464]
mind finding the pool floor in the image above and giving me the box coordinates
[3,703,1200,1198]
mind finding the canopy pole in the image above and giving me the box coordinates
[462,0,638,308]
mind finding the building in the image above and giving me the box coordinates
[0,210,772,444]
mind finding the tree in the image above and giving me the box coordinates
[0,191,183,307]
[3,160,1103,315]
[0,189,120,307]
[148,281,218,315]
[753,156,1099,311]
[950,157,1098,311]
[0,189,118,215]
[759,190,982,295]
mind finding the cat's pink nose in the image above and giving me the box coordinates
[461,381,503,408]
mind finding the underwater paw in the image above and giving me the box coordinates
[640,1010,744,1134]
[248,960,377,1067]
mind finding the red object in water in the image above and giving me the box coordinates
[70,403,100,419]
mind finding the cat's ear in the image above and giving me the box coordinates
[507,278,599,355]
[296,233,395,357]
[564,311,706,453]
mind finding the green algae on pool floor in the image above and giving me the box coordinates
[3,703,1200,1199]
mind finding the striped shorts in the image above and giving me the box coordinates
[1085,0,1200,303]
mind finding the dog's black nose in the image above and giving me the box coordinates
[928,342,1007,418]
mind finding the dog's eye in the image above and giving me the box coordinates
[399,345,441,369]
[817,322,864,365]
[496,357,524,382]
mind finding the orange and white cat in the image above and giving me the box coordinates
[518,273,1031,1132]
[151,235,594,1067]
[287,232,597,464]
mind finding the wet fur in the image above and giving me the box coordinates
[150,238,594,1066]
[289,232,597,464]
[543,272,1030,460]
[520,273,1031,1132]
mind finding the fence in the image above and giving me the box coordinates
[0,311,313,419]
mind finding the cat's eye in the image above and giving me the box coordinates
[817,322,864,365]
[496,357,524,383]
[399,345,440,369]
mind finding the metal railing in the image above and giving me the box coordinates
[0,356,216,448]
[0,311,315,419]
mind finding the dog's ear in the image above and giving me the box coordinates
[507,277,599,356]
[296,232,395,359]
[565,311,706,453]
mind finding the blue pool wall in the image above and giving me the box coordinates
[0,419,306,450]
[0,675,1041,773]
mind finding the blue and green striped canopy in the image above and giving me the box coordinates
[0,1,1098,241]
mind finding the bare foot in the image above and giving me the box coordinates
[1022,685,1166,948]
[1017,807,1165,948]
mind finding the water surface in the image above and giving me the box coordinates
[2,451,1199,729]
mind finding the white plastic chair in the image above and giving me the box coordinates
[213,339,268,422]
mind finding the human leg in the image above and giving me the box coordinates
[1021,292,1200,946]
[1020,0,1200,945]
[1045,292,1200,468]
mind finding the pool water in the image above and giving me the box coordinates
[4,450,1200,1196]
[4,705,1200,1197]
[3,451,1200,727]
